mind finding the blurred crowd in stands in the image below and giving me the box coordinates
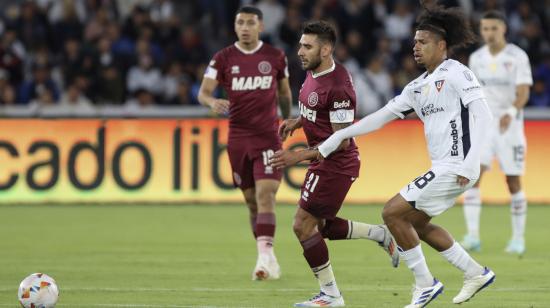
[0,0,549,115]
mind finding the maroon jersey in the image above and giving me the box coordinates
[204,41,288,137]
[298,62,360,177]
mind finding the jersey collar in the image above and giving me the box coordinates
[312,60,336,78]
[424,59,449,78]
[234,40,264,55]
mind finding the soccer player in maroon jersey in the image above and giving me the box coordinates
[198,6,292,280]
[270,21,398,307]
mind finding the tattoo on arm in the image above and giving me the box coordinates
[331,122,352,132]
[331,122,352,152]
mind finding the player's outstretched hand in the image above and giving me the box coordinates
[269,149,301,169]
[209,99,230,115]
[279,118,302,141]
[499,114,512,134]
[456,175,470,187]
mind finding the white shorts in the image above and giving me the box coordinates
[480,115,526,175]
[399,166,476,217]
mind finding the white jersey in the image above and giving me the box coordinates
[469,44,532,118]
[386,59,485,169]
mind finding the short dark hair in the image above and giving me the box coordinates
[302,20,337,46]
[481,10,507,23]
[416,5,476,51]
[236,6,263,20]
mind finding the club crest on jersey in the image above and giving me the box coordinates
[258,61,272,74]
[307,92,319,107]
[463,70,473,81]
[334,109,347,122]
[504,62,513,71]
[434,80,445,92]
[231,65,240,74]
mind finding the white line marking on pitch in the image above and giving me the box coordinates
[0,286,548,292]
[0,305,227,308]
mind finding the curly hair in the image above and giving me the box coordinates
[416,5,476,51]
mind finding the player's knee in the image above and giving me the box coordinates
[382,202,398,225]
[256,189,275,208]
[506,177,521,194]
[292,218,317,240]
[292,220,305,238]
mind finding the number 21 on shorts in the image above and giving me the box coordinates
[301,172,320,202]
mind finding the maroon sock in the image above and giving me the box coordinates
[300,232,329,268]
[249,213,257,239]
[256,213,276,238]
[321,217,350,240]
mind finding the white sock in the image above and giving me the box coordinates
[463,187,481,238]
[349,222,385,242]
[399,244,434,288]
[440,242,484,279]
[511,191,527,240]
[312,261,340,297]
[257,236,274,257]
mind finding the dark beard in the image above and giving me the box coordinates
[304,57,322,71]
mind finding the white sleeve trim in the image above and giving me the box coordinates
[204,66,218,80]
[385,104,406,119]
[329,109,354,123]
[461,93,485,106]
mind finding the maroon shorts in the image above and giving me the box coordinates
[298,169,355,219]
[227,132,282,190]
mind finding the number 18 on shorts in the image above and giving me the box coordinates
[399,166,477,217]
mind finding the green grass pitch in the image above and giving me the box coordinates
[1,204,549,307]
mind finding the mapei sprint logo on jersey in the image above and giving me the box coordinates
[231,76,273,91]
[299,101,317,122]
[450,120,459,156]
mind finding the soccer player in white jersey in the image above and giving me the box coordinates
[462,10,532,255]
[317,6,495,307]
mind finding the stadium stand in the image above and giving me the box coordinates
[0,0,549,117]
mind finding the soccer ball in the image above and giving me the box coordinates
[18,273,59,308]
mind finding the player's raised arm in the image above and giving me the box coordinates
[318,107,398,158]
